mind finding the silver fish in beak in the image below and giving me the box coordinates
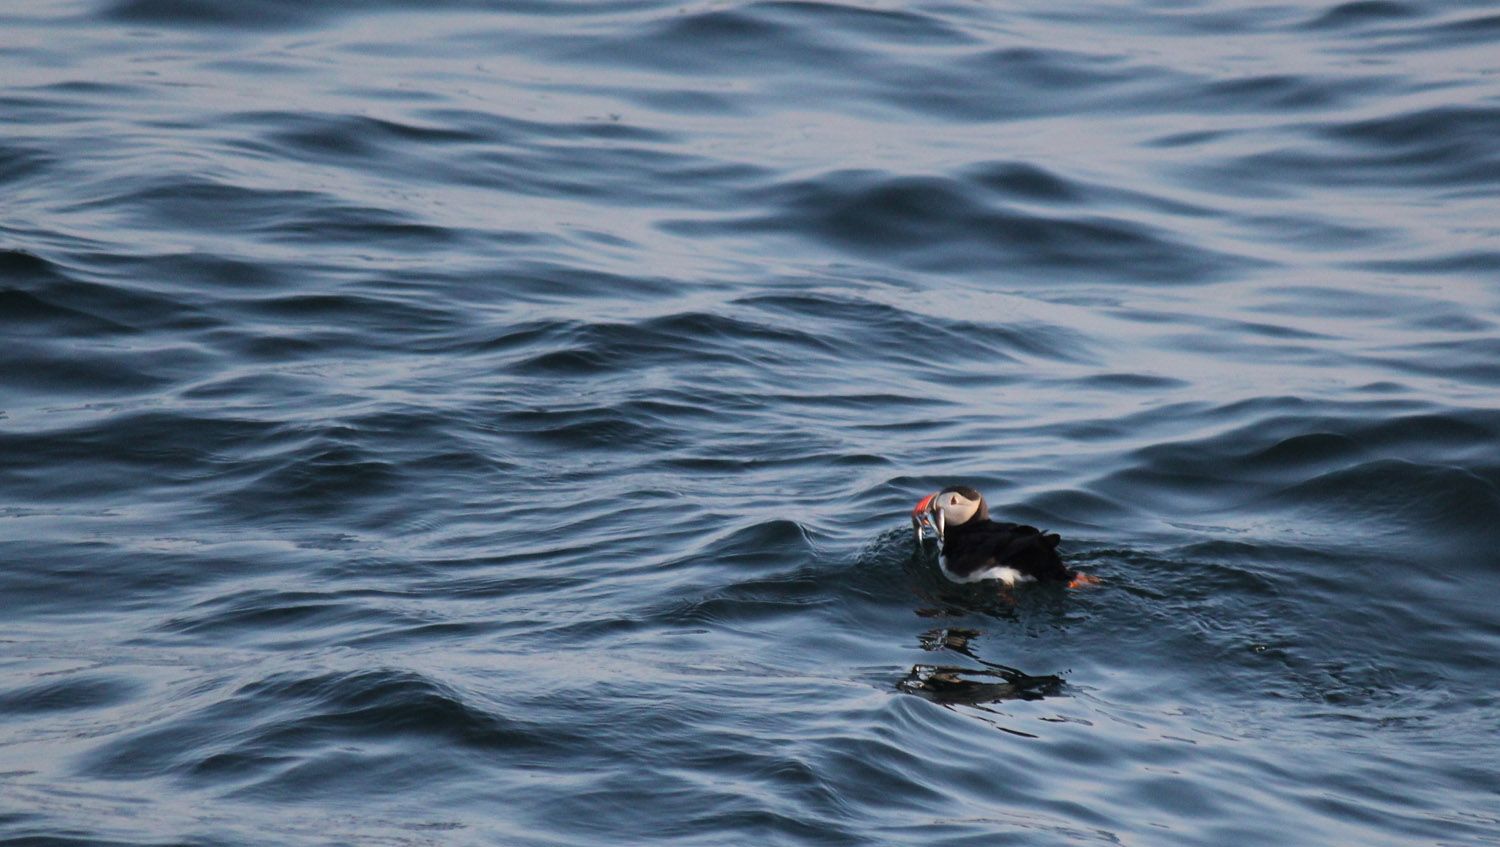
[911,491,944,547]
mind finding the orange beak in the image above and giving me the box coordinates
[911,492,942,546]
[912,492,936,517]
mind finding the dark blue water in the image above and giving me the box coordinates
[4,1,1500,844]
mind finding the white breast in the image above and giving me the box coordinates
[938,553,1030,586]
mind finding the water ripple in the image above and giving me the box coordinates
[4,0,1499,844]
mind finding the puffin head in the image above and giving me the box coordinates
[911,486,988,545]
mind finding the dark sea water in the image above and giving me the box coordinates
[4,1,1500,844]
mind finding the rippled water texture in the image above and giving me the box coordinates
[3,1,1500,844]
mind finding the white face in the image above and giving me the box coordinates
[935,490,981,528]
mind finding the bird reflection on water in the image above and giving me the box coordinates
[898,627,1065,717]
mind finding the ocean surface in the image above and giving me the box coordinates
[3,1,1499,844]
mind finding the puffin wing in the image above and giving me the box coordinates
[948,521,1070,582]
[994,524,1070,582]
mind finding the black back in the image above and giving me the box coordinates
[941,518,1071,582]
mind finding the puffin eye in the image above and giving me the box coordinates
[949,496,958,505]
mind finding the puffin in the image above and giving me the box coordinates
[911,486,1096,589]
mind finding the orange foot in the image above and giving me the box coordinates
[1068,572,1101,589]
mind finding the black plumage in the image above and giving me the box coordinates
[940,518,1071,583]
[921,485,1076,584]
